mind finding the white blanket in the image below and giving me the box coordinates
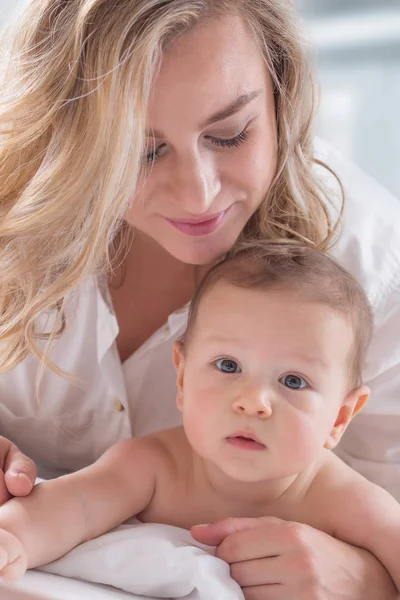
[36,519,244,600]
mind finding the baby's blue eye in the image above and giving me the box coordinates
[279,374,308,390]
[215,359,241,374]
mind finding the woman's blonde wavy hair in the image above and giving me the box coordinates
[0,0,343,375]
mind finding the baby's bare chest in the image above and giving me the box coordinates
[137,479,310,531]
[138,481,232,529]
[137,437,335,534]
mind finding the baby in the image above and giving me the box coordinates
[0,241,399,591]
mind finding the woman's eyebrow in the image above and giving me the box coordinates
[201,89,263,128]
[146,89,262,138]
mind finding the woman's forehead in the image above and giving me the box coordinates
[146,15,271,130]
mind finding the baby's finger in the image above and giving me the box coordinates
[0,531,27,583]
[0,546,9,573]
[0,552,27,582]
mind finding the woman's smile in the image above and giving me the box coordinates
[165,208,231,236]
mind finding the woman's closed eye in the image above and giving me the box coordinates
[279,374,309,390]
[206,127,250,150]
[143,126,250,164]
[214,358,242,374]
[144,142,167,164]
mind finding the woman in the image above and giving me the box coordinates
[0,0,399,598]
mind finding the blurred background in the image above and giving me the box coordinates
[1,0,399,197]
[299,0,400,198]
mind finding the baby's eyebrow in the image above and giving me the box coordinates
[201,334,241,346]
[202,339,329,369]
[288,353,330,370]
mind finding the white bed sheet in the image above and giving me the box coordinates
[10,518,243,600]
[15,570,143,600]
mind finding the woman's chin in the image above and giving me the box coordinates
[163,234,241,266]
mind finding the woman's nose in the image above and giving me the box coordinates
[232,386,273,419]
[169,151,221,215]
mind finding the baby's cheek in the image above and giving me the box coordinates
[182,401,207,450]
[183,392,218,456]
[280,416,325,465]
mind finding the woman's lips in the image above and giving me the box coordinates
[166,210,228,236]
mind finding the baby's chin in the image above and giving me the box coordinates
[209,456,302,488]
[217,465,273,484]
[202,455,270,485]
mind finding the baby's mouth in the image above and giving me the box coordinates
[226,432,266,451]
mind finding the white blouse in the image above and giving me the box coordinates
[0,139,399,501]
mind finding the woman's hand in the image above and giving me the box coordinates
[192,516,398,600]
[0,437,36,505]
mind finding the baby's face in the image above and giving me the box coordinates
[176,282,355,482]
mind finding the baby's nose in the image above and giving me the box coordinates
[232,386,272,418]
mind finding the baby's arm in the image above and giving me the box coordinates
[0,436,162,580]
[326,474,400,592]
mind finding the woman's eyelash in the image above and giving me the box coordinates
[144,128,250,163]
[144,145,164,163]
[209,128,250,149]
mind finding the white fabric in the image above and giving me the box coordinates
[36,519,243,600]
[16,570,136,599]
[315,139,400,500]
[0,138,399,500]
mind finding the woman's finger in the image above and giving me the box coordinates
[0,471,11,506]
[3,443,37,497]
[4,470,34,498]
[191,516,283,547]
[230,557,282,587]
[215,519,294,564]
[242,584,283,600]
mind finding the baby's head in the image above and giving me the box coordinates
[185,241,373,389]
[174,241,373,482]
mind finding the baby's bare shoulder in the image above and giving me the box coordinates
[149,426,188,452]
[291,452,362,532]
[303,450,398,537]
[105,428,185,473]
[143,427,191,471]
[312,450,362,488]
[306,450,369,504]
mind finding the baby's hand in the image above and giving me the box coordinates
[0,529,27,582]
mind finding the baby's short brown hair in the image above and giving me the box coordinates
[185,241,373,389]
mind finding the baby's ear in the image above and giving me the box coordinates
[324,385,370,450]
[173,341,185,411]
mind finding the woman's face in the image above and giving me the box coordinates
[127,15,278,265]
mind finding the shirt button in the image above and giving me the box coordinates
[114,399,125,412]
